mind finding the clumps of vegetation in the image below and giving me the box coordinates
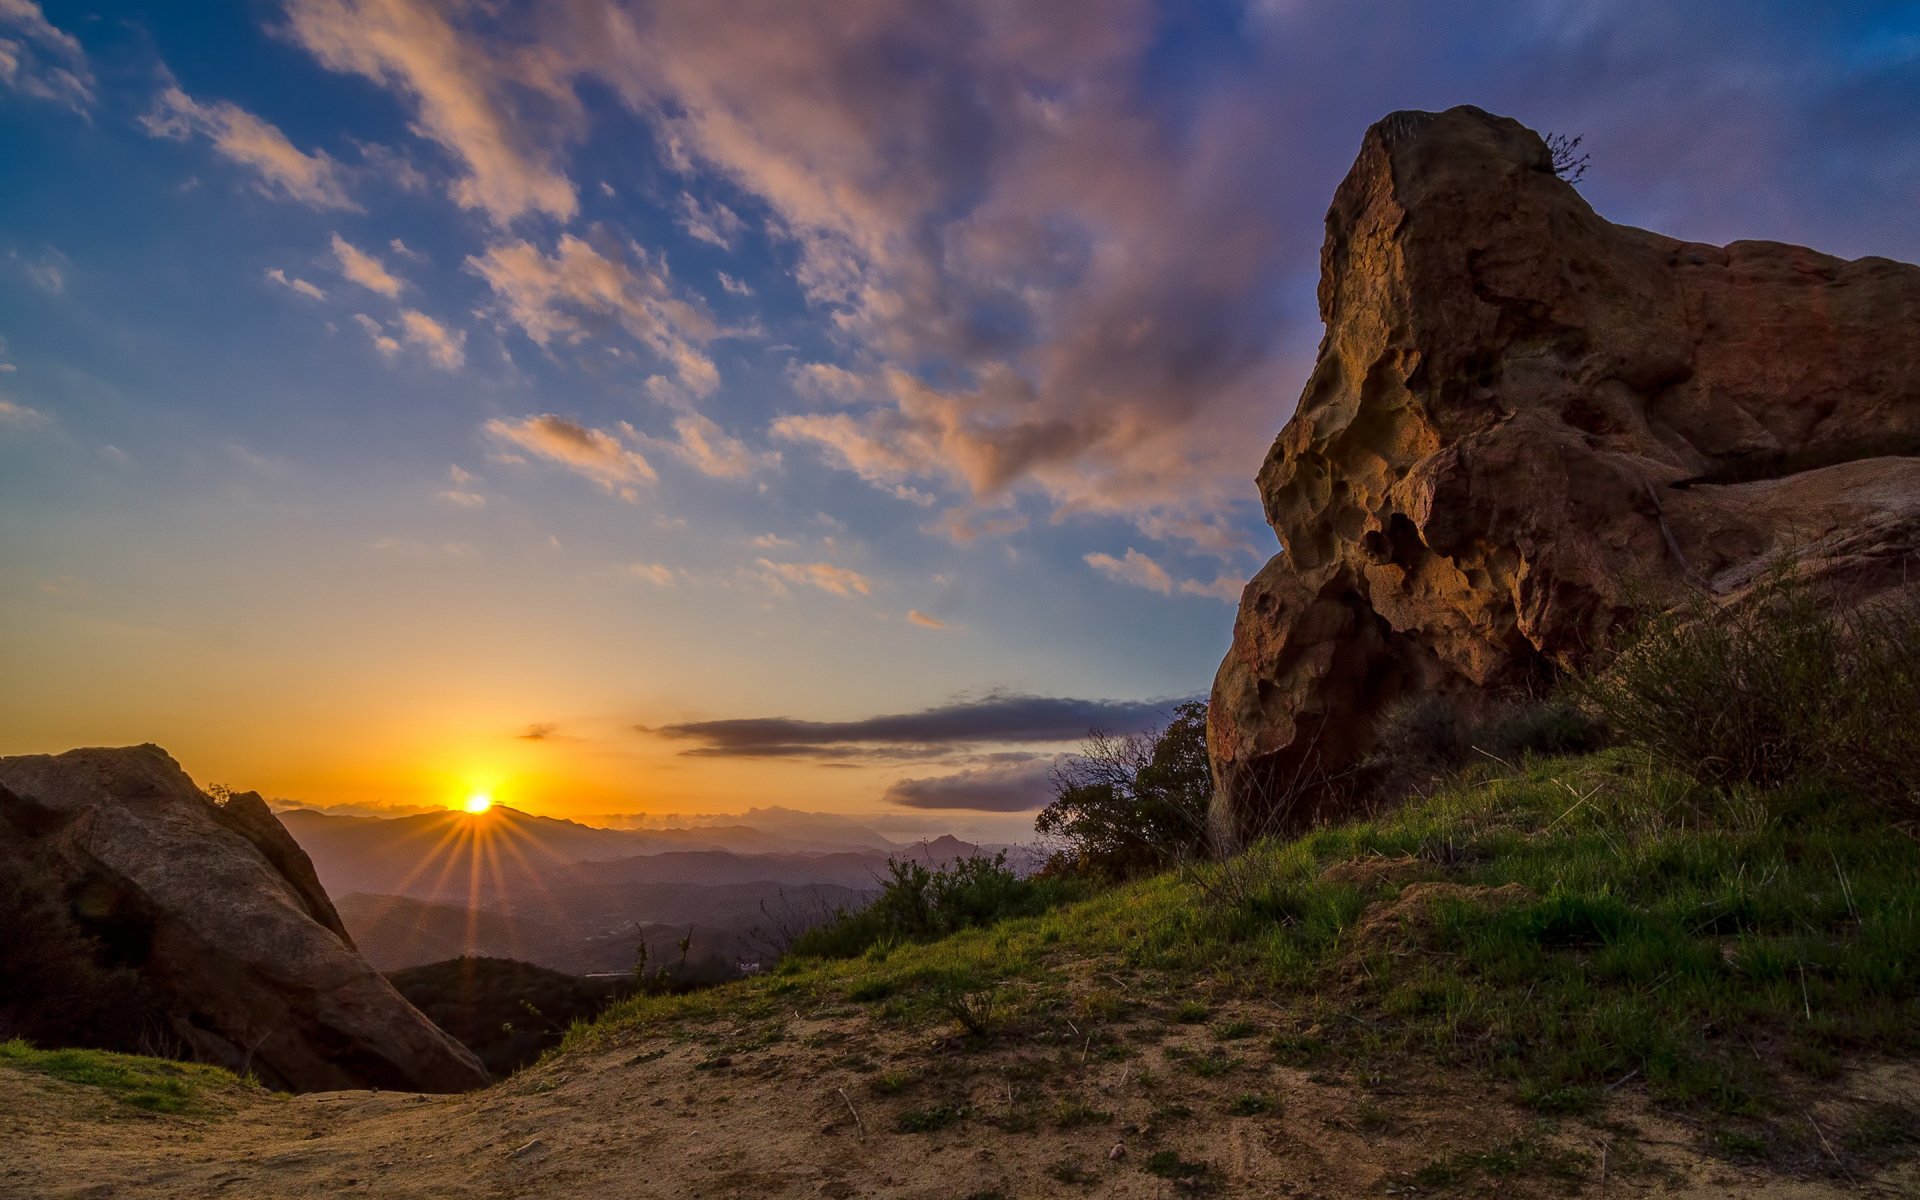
[1581,574,1920,812]
[1411,1134,1588,1189]
[790,853,1083,960]
[385,956,631,1078]
[0,838,178,1057]
[1544,131,1590,184]
[1037,700,1213,879]
[0,1039,242,1113]
[1364,692,1606,795]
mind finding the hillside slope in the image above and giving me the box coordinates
[6,751,1916,1198]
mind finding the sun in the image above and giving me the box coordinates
[463,793,493,814]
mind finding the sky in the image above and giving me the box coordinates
[2,1,1916,838]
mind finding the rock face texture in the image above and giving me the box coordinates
[1210,106,1920,845]
[0,745,488,1093]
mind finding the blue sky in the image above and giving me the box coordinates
[1,0,1915,835]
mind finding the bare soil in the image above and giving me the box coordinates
[5,997,1915,1199]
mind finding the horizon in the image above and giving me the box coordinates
[4,1,1917,831]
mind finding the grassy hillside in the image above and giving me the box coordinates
[572,748,1920,1177]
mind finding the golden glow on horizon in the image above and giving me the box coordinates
[464,793,493,814]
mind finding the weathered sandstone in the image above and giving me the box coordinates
[1210,106,1920,844]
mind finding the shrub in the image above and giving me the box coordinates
[789,853,1080,959]
[0,841,176,1056]
[1580,575,1920,810]
[1036,699,1212,879]
[1365,693,1606,792]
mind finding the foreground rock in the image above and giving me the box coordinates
[0,745,488,1092]
[1210,105,1920,844]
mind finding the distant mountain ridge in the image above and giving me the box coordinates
[281,804,1020,973]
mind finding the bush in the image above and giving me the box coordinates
[386,957,631,1078]
[1036,699,1213,879]
[788,853,1081,959]
[1579,574,1920,809]
[0,841,176,1056]
[1365,693,1606,794]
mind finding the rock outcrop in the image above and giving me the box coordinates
[0,745,488,1093]
[1210,105,1920,845]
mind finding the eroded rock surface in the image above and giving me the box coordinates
[0,744,488,1092]
[1210,105,1920,844]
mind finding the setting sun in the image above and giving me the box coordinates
[463,794,493,814]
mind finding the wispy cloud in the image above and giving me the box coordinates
[644,413,777,481]
[0,1,93,112]
[676,192,745,248]
[283,0,576,224]
[1086,546,1240,602]
[484,413,656,501]
[143,87,356,208]
[467,233,718,395]
[331,234,403,296]
[756,559,870,598]
[906,609,947,630]
[396,308,464,369]
[1085,547,1172,594]
[619,562,678,587]
[0,398,50,428]
[266,267,327,300]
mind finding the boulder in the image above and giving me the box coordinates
[0,745,488,1093]
[1210,105,1920,846]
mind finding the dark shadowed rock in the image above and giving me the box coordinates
[1210,105,1920,846]
[0,745,488,1093]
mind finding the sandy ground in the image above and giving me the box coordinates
[5,1001,1915,1200]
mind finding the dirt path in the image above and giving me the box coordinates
[5,1006,1913,1199]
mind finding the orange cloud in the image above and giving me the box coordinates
[484,414,656,501]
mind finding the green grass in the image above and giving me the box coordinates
[0,1040,245,1113]
[569,749,1920,1149]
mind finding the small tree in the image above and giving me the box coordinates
[1035,700,1212,879]
[1545,132,1590,184]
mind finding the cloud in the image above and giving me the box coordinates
[283,0,577,224]
[266,267,327,300]
[749,533,794,550]
[436,463,484,506]
[929,506,1028,545]
[1085,548,1172,594]
[1178,573,1244,603]
[756,559,870,598]
[619,562,678,586]
[371,536,476,557]
[0,1,93,112]
[518,722,562,740]
[644,412,777,480]
[397,308,465,369]
[331,234,404,296]
[0,398,49,427]
[676,192,745,248]
[717,271,753,297]
[484,413,655,500]
[467,233,718,394]
[906,609,946,630]
[1086,546,1241,601]
[649,692,1175,758]
[352,312,402,356]
[142,87,356,208]
[885,759,1055,812]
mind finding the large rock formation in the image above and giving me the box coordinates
[0,745,488,1093]
[1210,106,1920,845]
